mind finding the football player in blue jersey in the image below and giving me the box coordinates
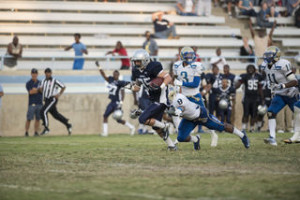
[131,49,177,150]
[96,62,135,137]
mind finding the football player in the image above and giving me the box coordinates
[172,46,218,146]
[168,91,250,150]
[235,64,264,132]
[96,62,135,137]
[131,49,177,150]
[260,46,298,146]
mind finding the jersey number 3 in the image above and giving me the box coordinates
[180,71,188,82]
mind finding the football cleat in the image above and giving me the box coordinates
[40,127,50,136]
[264,137,277,146]
[25,132,29,137]
[167,145,178,151]
[283,139,300,144]
[193,135,201,150]
[130,127,136,136]
[34,132,39,137]
[67,123,72,135]
[162,123,170,141]
[241,131,250,148]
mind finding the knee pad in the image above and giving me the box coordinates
[267,112,276,119]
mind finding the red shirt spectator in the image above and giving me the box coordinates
[106,41,130,70]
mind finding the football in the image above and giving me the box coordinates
[149,77,164,89]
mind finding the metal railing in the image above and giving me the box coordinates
[1,54,299,70]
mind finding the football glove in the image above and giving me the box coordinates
[272,83,285,90]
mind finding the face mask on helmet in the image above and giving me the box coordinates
[180,49,195,65]
[263,52,275,64]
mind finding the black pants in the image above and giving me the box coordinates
[40,97,68,128]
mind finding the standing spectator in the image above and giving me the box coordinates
[39,68,72,135]
[3,36,22,70]
[176,0,198,16]
[287,0,300,16]
[142,31,159,58]
[106,41,130,70]
[216,79,235,123]
[240,37,255,63]
[65,33,88,70]
[238,0,257,16]
[0,84,3,136]
[210,48,227,71]
[25,68,43,137]
[257,2,276,28]
[197,0,212,16]
[152,11,179,39]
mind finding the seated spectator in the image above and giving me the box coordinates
[197,0,212,16]
[226,0,238,16]
[240,37,255,62]
[176,0,198,16]
[142,31,158,58]
[152,11,179,39]
[106,41,130,70]
[287,0,300,16]
[210,47,227,71]
[257,2,276,28]
[238,0,257,16]
[266,0,280,17]
[65,33,88,70]
[3,36,22,70]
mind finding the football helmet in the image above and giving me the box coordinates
[257,105,268,115]
[263,46,281,65]
[131,49,150,70]
[112,109,123,120]
[218,99,228,110]
[180,46,196,65]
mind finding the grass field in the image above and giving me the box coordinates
[0,132,300,200]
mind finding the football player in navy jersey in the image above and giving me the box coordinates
[235,64,264,132]
[96,62,135,137]
[131,49,177,150]
[216,79,235,124]
[205,65,223,116]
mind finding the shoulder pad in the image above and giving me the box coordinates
[173,61,182,69]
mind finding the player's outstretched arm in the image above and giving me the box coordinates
[95,61,109,82]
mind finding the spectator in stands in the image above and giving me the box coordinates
[106,41,130,70]
[210,48,227,71]
[197,0,212,16]
[65,33,88,70]
[249,19,276,63]
[142,31,158,58]
[266,0,280,17]
[192,46,202,62]
[226,0,238,16]
[3,36,22,70]
[0,84,3,136]
[240,36,255,62]
[152,11,179,39]
[238,0,257,16]
[25,68,43,137]
[257,2,277,28]
[287,0,300,16]
[176,0,198,16]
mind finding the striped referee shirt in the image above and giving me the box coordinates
[40,77,65,99]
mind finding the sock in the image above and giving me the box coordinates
[233,127,244,138]
[268,119,276,139]
[250,125,254,131]
[242,123,247,130]
[125,121,134,129]
[291,106,300,141]
[153,120,165,129]
[103,123,108,135]
[190,135,198,143]
[172,116,180,130]
[138,124,144,129]
[257,121,262,128]
[164,136,175,147]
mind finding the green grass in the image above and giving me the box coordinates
[0,132,300,200]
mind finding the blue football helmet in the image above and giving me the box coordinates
[180,46,196,65]
[263,46,281,65]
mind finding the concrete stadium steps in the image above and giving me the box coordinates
[0,24,241,37]
[0,11,225,25]
[0,36,251,48]
[267,27,300,37]
[1,1,175,13]
[250,17,295,26]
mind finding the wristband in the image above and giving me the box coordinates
[160,83,166,90]
[282,84,286,89]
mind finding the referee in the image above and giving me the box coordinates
[39,68,72,135]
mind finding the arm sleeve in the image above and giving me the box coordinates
[182,76,201,88]
[55,79,65,88]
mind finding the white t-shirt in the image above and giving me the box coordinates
[210,56,227,71]
[185,0,194,12]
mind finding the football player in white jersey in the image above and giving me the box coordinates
[172,46,218,146]
[261,46,298,146]
[168,91,250,150]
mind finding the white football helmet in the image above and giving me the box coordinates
[258,105,268,115]
[218,99,228,110]
[131,49,150,70]
[112,109,123,120]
